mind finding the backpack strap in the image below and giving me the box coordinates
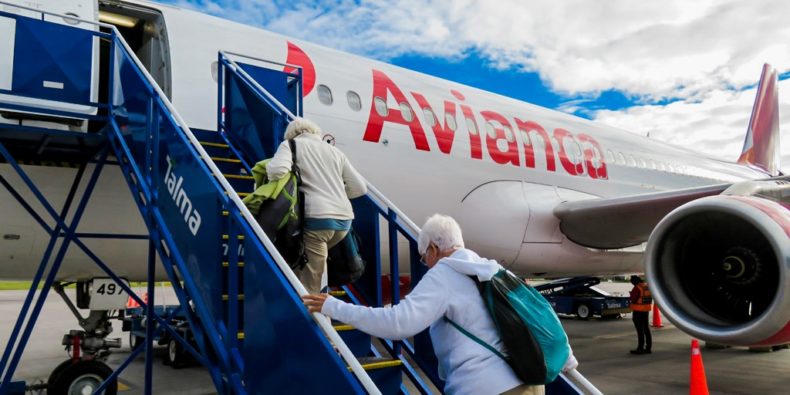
[289,139,308,269]
[443,316,508,362]
[289,139,304,221]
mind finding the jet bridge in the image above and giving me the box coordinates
[0,3,595,394]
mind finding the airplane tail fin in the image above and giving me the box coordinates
[738,63,781,175]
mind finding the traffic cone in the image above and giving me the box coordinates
[652,304,663,327]
[690,339,709,395]
[126,295,139,308]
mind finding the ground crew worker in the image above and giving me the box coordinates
[629,275,652,355]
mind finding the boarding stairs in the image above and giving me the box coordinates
[0,5,595,394]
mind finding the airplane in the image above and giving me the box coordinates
[0,0,788,369]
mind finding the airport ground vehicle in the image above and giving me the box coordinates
[535,277,631,320]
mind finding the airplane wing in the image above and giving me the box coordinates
[555,175,789,249]
[555,183,736,249]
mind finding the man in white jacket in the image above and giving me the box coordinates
[303,214,577,395]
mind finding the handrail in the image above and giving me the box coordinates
[220,53,298,120]
[222,50,304,78]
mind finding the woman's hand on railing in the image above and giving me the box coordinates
[303,294,329,314]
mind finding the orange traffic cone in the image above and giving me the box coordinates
[126,295,139,308]
[652,304,663,327]
[690,339,709,395]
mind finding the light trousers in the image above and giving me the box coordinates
[299,229,347,294]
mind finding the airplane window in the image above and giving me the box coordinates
[563,138,579,162]
[616,152,626,165]
[465,118,478,135]
[627,154,636,167]
[504,126,515,142]
[374,97,388,116]
[573,141,583,162]
[346,91,362,111]
[445,113,457,131]
[318,85,333,105]
[485,122,496,139]
[637,157,647,168]
[605,149,615,163]
[423,108,436,127]
[521,131,532,146]
[317,84,333,105]
[399,102,413,122]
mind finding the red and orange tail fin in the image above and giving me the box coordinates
[738,63,781,175]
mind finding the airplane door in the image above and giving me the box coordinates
[0,0,99,126]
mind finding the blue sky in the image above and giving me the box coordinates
[164,0,790,171]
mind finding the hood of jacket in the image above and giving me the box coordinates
[439,248,502,281]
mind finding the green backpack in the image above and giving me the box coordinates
[242,140,306,269]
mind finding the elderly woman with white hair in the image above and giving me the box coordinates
[303,214,558,395]
[267,117,366,294]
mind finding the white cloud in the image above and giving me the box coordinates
[593,79,790,173]
[168,1,790,97]
[167,0,790,173]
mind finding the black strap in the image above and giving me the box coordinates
[289,139,308,269]
[443,316,508,361]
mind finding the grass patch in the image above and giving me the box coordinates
[0,281,44,291]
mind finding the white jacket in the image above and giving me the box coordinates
[322,248,524,395]
[266,133,366,220]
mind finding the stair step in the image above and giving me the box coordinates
[191,129,224,143]
[200,141,229,148]
[212,156,242,163]
[356,358,403,395]
[333,324,355,332]
[222,261,245,267]
[222,235,245,240]
[222,294,244,301]
[356,358,403,371]
[222,174,254,180]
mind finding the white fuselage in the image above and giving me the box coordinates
[0,0,768,281]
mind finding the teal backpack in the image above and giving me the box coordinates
[445,269,570,385]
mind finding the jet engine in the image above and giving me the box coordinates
[645,181,790,346]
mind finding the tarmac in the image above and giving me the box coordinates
[2,283,790,394]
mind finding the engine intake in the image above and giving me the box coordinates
[645,183,790,346]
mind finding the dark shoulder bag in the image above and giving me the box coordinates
[327,227,365,287]
[271,139,308,270]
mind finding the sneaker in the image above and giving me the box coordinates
[630,349,647,355]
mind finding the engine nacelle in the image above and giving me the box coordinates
[645,182,790,346]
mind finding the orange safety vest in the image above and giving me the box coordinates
[631,283,653,312]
